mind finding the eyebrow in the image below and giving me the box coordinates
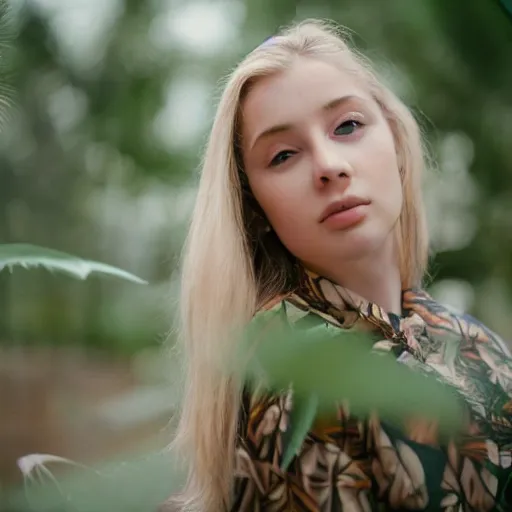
[248,94,365,150]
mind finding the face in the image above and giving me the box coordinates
[240,56,403,275]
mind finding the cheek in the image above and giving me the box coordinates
[380,164,403,213]
[369,137,403,218]
[250,177,318,253]
[249,174,307,227]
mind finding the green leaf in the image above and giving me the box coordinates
[0,244,147,284]
[245,322,464,437]
[5,444,180,512]
[281,393,318,471]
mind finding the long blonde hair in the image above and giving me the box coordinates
[168,19,429,511]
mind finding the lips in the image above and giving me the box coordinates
[320,196,371,223]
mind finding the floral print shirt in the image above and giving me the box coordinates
[231,270,512,511]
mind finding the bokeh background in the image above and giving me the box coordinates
[1,0,511,510]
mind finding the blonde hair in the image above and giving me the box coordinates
[167,19,429,511]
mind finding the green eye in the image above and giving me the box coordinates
[334,120,362,136]
[270,150,295,167]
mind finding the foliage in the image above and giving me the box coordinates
[1,0,511,351]
[1,2,511,510]
[0,244,147,284]
[3,444,179,512]
[242,314,464,469]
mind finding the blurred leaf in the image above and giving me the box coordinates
[500,0,512,18]
[243,319,464,440]
[5,443,180,512]
[281,393,318,471]
[0,0,15,132]
[0,243,147,284]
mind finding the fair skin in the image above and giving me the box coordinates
[241,56,404,314]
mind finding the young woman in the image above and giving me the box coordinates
[164,19,512,511]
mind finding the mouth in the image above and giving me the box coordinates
[320,197,371,223]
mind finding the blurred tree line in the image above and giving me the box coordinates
[0,0,511,355]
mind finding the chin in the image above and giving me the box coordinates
[333,227,392,262]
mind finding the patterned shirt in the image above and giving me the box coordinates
[231,269,512,511]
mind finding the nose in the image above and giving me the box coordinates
[312,139,353,189]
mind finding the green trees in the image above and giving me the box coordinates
[1,0,511,350]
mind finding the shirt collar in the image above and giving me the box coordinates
[294,266,424,334]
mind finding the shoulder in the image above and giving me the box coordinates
[404,287,511,357]
[453,310,512,357]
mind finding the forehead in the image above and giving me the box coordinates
[241,57,372,134]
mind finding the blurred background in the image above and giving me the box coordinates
[0,0,511,510]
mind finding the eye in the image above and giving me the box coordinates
[269,150,296,167]
[334,119,363,136]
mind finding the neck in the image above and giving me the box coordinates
[306,239,403,315]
